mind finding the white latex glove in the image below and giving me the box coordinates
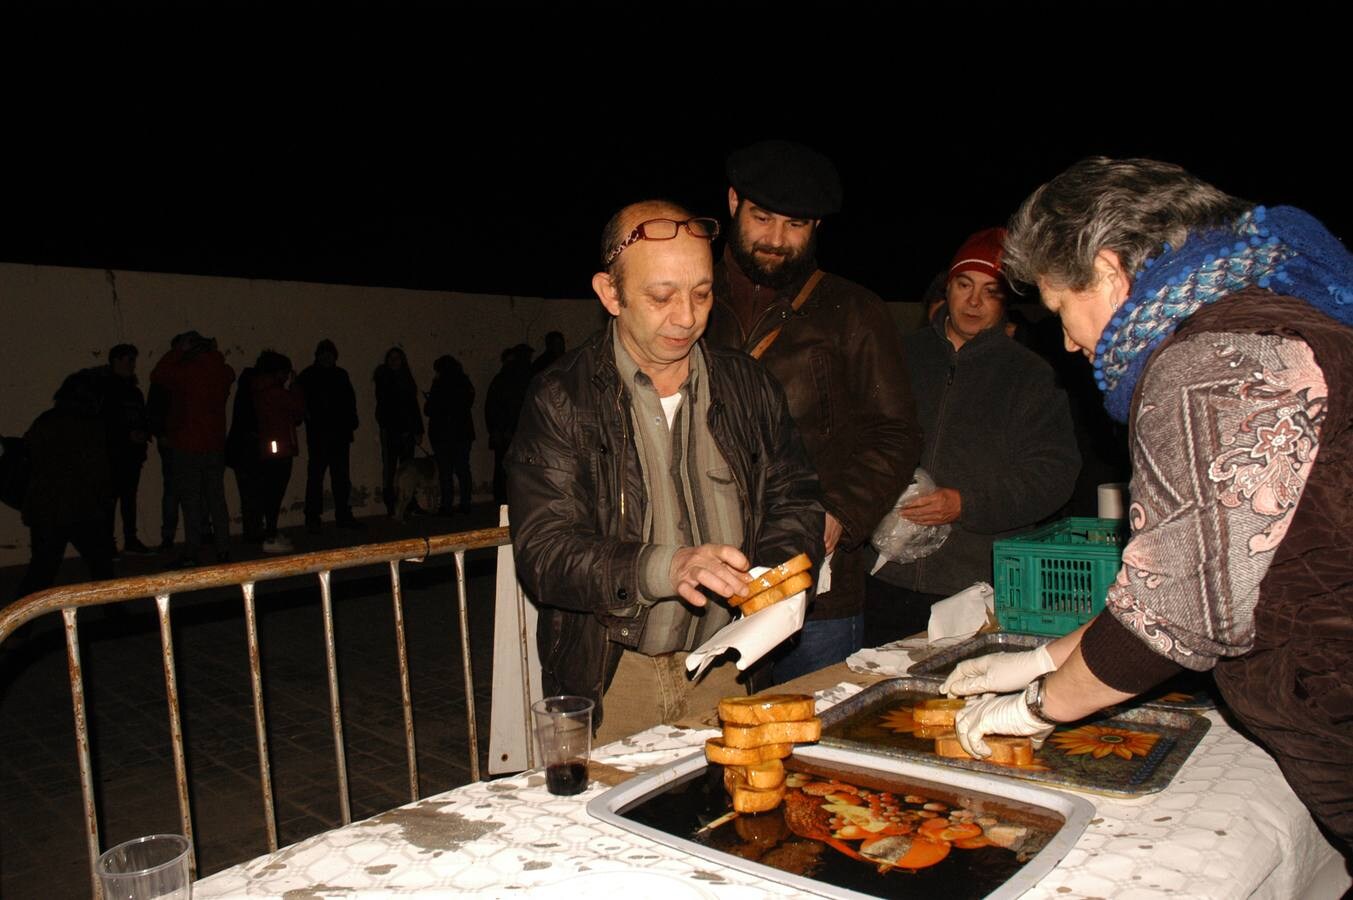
[954,691,1055,758]
[941,645,1056,697]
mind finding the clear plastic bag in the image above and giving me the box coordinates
[870,467,950,565]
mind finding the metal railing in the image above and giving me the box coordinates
[0,525,511,898]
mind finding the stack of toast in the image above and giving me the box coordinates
[728,553,813,617]
[706,694,821,813]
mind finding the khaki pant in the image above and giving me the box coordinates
[594,650,745,745]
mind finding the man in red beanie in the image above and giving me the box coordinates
[943,228,1009,348]
[866,228,1080,643]
[707,139,921,684]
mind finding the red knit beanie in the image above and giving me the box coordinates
[948,227,1007,279]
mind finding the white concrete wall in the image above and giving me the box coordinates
[0,262,605,567]
[0,263,958,569]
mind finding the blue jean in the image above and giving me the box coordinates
[769,612,864,685]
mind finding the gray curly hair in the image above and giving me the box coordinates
[1003,157,1251,291]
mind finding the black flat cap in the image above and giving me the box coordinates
[726,139,843,219]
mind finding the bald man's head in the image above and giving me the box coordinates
[599,199,694,284]
[591,199,717,376]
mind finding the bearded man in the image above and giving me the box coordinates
[706,139,921,683]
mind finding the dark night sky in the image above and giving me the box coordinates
[4,30,1346,303]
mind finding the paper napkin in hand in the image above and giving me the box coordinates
[685,566,808,681]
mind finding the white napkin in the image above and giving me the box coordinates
[817,551,833,594]
[846,637,933,677]
[684,566,807,681]
[927,581,994,642]
[844,582,994,677]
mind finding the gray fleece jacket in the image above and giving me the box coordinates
[875,313,1080,596]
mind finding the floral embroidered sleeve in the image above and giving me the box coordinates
[1103,331,1327,671]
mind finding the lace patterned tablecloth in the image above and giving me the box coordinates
[195,683,1348,899]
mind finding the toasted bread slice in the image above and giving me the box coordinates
[991,736,1035,767]
[740,553,813,598]
[705,737,793,766]
[718,694,816,726]
[721,718,822,749]
[723,759,787,794]
[742,757,787,789]
[731,782,786,814]
[738,572,813,616]
[913,698,966,727]
[934,733,1033,766]
[933,733,972,760]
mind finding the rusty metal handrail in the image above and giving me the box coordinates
[0,525,510,899]
[0,528,508,638]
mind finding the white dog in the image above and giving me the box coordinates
[392,456,439,523]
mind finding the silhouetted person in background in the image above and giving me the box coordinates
[146,334,182,551]
[425,354,475,515]
[226,356,264,544]
[374,347,423,517]
[151,330,234,568]
[97,343,152,556]
[485,344,532,506]
[297,339,360,533]
[252,351,304,553]
[530,331,566,376]
[13,370,114,601]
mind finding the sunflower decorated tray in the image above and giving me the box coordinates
[908,632,1220,712]
[819,678,1210,798]
[589,744,1094,900]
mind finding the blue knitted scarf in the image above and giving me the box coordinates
[1096,205,1353,423]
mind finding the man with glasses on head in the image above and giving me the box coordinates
[508,199,824,742]
[707,140,921,683]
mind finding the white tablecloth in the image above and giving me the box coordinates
[195,683,1348,899]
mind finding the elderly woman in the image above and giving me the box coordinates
[946,158,1353,854]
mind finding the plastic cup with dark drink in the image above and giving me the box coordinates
[531,695,594,796]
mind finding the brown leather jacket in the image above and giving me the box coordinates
[506,324,825,727]
[708,254,920,618]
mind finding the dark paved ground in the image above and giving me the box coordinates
[0,508,503,899]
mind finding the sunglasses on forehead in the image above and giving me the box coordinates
[603,217,721,267]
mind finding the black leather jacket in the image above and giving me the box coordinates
[507,325,824,727]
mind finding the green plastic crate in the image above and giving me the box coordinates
[993,517,1127,636]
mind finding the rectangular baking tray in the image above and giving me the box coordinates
[820,678,1209,798]
[908,632,1219,711]
[588,743,1094,900]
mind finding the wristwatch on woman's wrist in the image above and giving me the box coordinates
[1023,675,1062,726]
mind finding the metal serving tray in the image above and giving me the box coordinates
[588,743,1094,900]
[909,632,1219,712]
[820,678,1209,798]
